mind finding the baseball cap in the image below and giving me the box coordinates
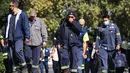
[68,10,76,17]
[30,9,37,16]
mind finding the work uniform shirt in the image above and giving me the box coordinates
[96,23,122,51]
[67,20,82,47]
[27,17,48,46]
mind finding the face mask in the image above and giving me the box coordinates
[104,21,109,26]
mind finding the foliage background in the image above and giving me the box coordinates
[0,0,130,41]
[0,0,130,72]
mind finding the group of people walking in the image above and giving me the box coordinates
[0,0,129,73]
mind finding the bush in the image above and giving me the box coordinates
[0,53,6,73]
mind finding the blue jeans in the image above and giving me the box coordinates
[39,61,48,73]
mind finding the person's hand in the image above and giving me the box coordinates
[42,42,47,48]
[95,50,99,54]
[116,44,120,51]
[57,44,61,50]
[82,50,86,57]
[25,38,30,44]
[1,40,8,48]
[83,51,87,59]
[83,54,87,59]
[1,43,5,47]
[1,39,4,47]
[91,56,94,59]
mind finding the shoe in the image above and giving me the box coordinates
[21,67,28,73]
[12,69,20,73]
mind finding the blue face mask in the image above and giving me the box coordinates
[104,21,109,26]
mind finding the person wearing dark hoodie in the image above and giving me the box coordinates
[114,48,127,73]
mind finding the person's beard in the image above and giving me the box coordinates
[9,7,14,13]
[30,17,35,22]
[9,8,13,13]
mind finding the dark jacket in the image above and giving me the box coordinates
[59,19,82,47]
[68,20,82,47]
[40,48,50,62]
[114,51,127,67]
[95,23,122,51]
[4,9,30,41]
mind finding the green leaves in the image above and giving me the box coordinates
[0,0,10,29]
[0,55,6,73]
[0,0,130,41]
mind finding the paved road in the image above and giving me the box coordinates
[47,68,129,73]
[48,67,54,73]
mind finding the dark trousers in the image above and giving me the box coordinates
[3,58,12,73]
[8,40,26,71]
[39,61,48,73]
[1,45,12,73]
[116,67,125,73]
[127,50,130,73]
[24,45,41,73]
[85,60,98,73]
[53,60,60,73]
[97,56,102,73]
[99,49,115,73]
[70,46,79,73]
[60,47,70,70]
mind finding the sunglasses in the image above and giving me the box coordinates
[10,5,15,7]
[69,16,74,18]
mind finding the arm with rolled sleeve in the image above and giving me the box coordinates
[115,24,122,45]
[21,12,30,39]
[40,19,48,42]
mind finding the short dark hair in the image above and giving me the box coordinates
[102,15,109,19]
[10,0,19,7]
